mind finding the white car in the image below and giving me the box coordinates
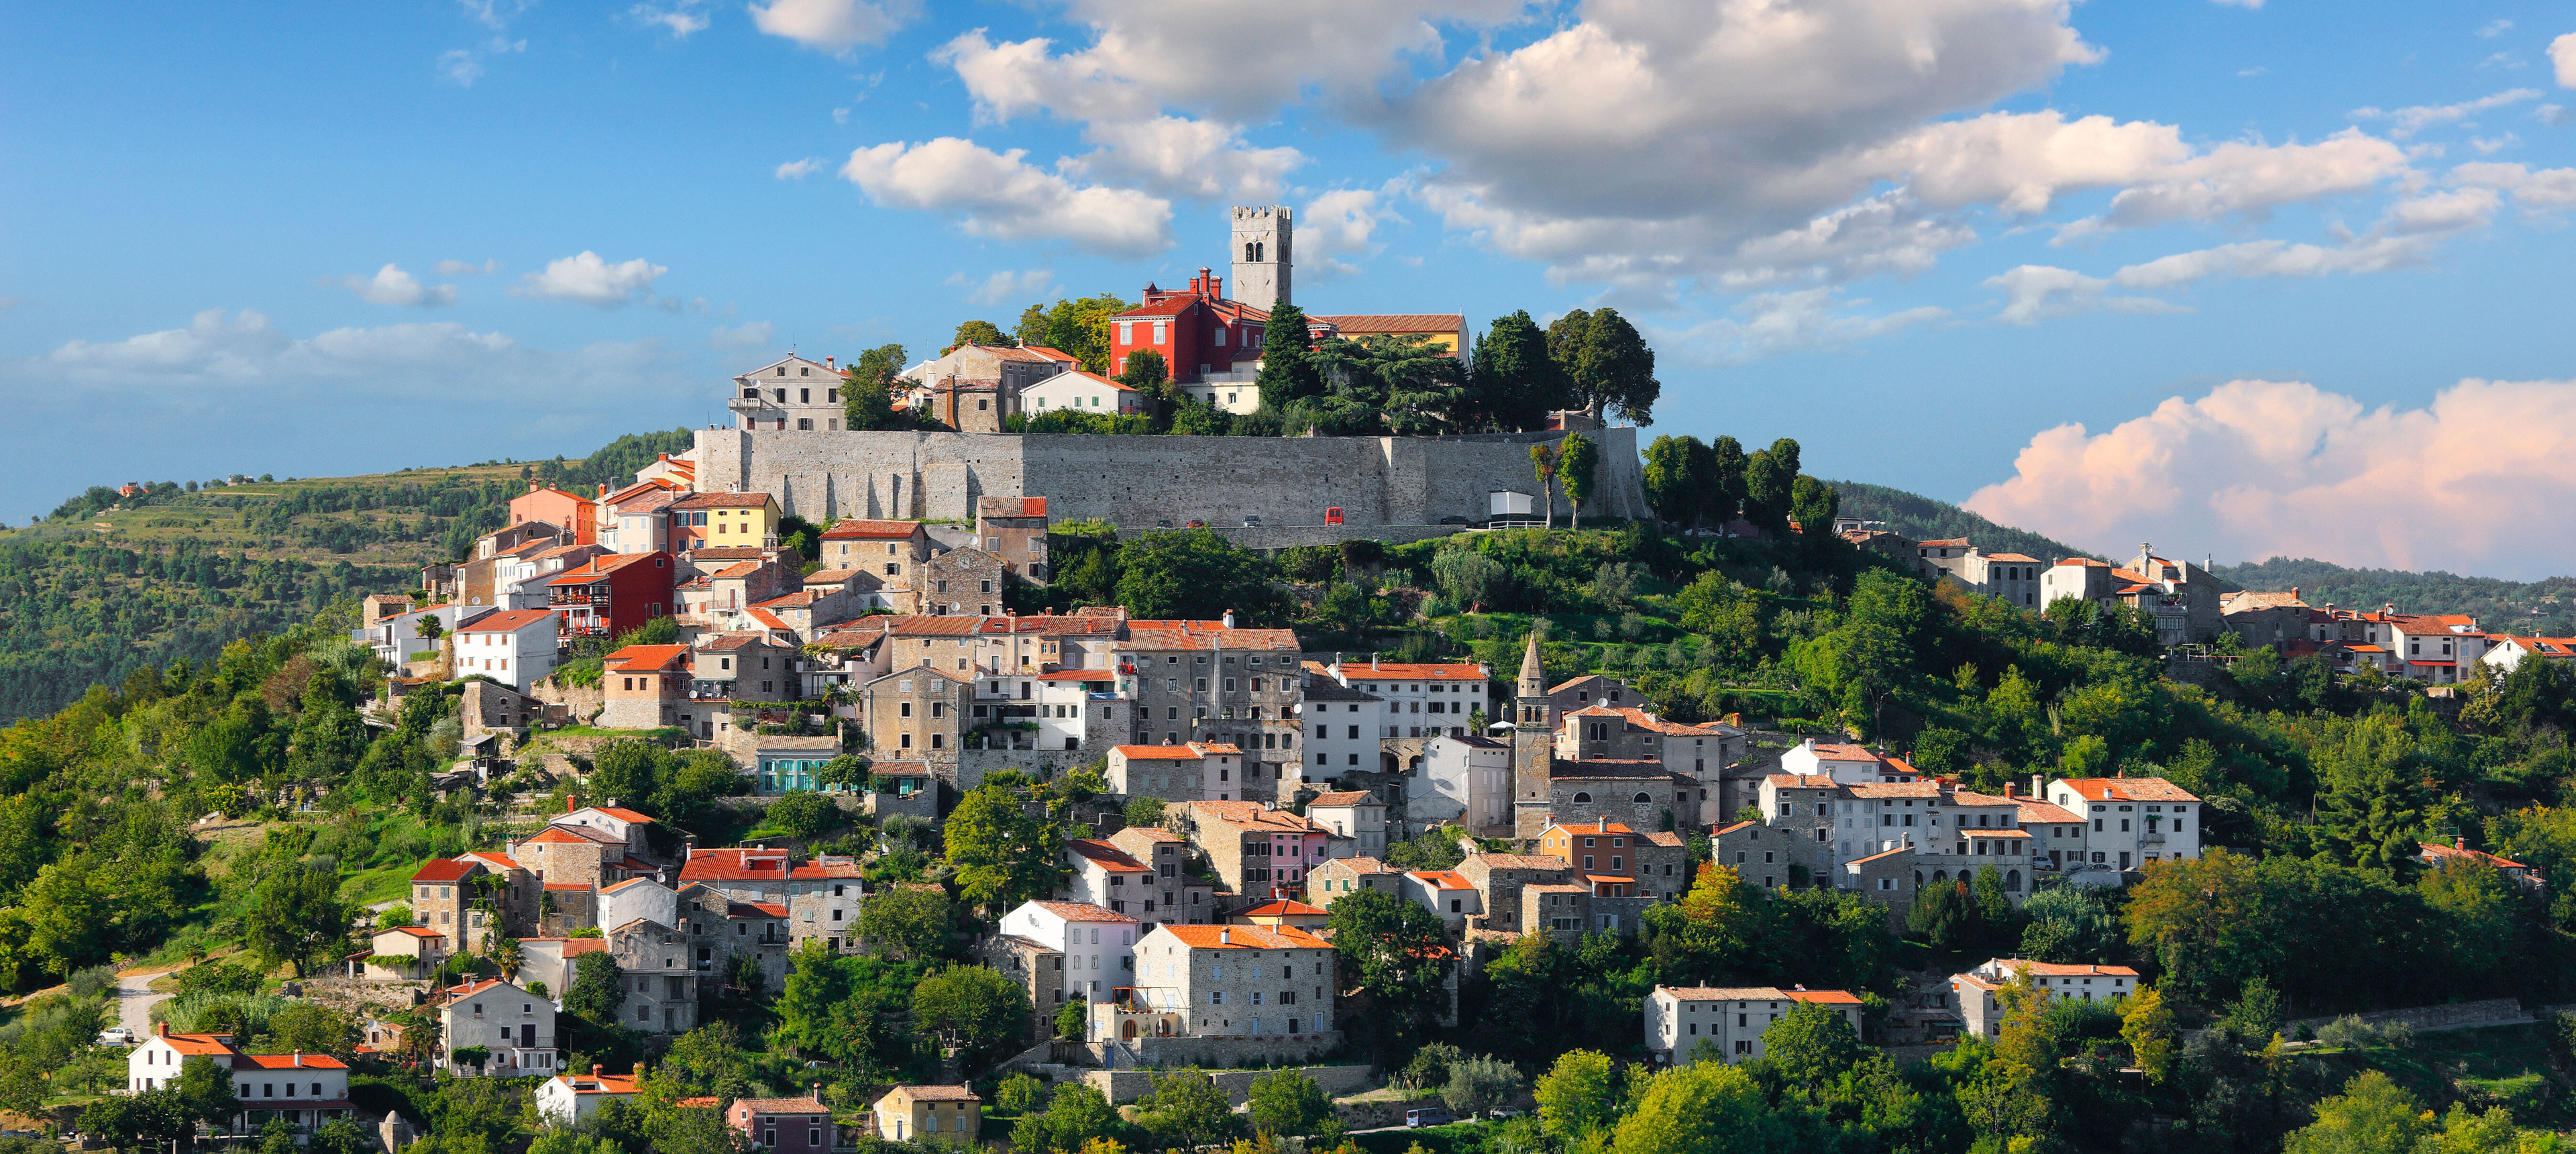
[97,1027,138,1046]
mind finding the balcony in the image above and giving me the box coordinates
[2139,829,2166,845]
[727,395,778,415]
[549,591,598,606]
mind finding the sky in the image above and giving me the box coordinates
[5,1,2575,578]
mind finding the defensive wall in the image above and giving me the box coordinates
[691,426,1650,533]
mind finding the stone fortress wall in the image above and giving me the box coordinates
[692,426,1650,537]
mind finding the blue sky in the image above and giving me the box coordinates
[6,1,2575,577]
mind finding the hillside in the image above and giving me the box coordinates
[0,428,692,723]
[1831,480,2576,634]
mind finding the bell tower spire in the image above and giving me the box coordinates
[1511,625,1555,838]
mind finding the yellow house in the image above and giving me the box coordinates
[873,1085,981,1145]
[1307,313,1469,361]
[669,491,783,550]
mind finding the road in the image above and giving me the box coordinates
[114,967,175,1037]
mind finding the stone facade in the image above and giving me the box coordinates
[1548,759,1686,833]
[1454,852,1570,935]
[690,425,1650,531]
[911,547,1006,617]
[857,668,969,776]
[605,920,698,1035]
[1081,1063,1376,1107]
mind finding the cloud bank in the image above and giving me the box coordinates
[1964,378,2576,578]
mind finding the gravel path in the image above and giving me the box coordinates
[115,968,175,1037]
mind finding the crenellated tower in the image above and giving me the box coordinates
[1230,205,1291,309]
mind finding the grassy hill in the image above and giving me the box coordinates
[0,428,692,723]
[1828,480,2099,562]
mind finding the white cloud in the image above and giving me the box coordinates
[1983,265,2184,325]
[437,36,525,87]
[2469,132,2520,154]
[2451,161,2576,211]
[2353,88,2541,138]
[1055,115,1303,201]
[710,321,774,349]
[44,308,516,386]
[511,252,669,307]
[840,138,1171,257]
[949,269,1057,306]
[2479,19,2513,39]
[331,264,458,307]
[1656,288,1949,364]
[1964,376,2576,577]
[2555,33,2576,87]
[631,1,710,37]
[1302,185,1405,256]
[2540,104,2573,127]
[750,0,918,54]
[433,258,500,275]
[2055,130,2410,239]
[458,0,527,32]
[775,157,824,179]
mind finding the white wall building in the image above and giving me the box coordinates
[2043,776,2202,871]
[1022,370,1146,416]
[1324,660,1490,740]
[1299,677,1384,780]
[1417,735,1513,833]
[597,878,678,939]
[1064,839,1155,918]
[998,900,1141,1007]
[536,1067,642,1125]
[1100,924,1337,1041]
[1304,790,1387,859]
[433,978,558,1078]
[451,609,559,690]
[1953,959,2138,1039]
[1645,986,1864,1065]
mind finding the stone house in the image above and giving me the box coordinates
[727,354,848,433]
[2045,776,2202,872]
[857,666,969,778]
[1840,845,1915,931]
[1547,758,1686,833]
[597,643,693,731]
[1178,800,1330,904]
[1454,851,1570,936]
[1534,822,1688,932]
[1556,705,1741,827]
[784,856,867,952]
[1106,827,1216,927]
[1305,790,1387,859]
[1646,985,1865,1065]
[1099,924,1336,1046]
[1413,735,1512,835]
[429,978,557,1078]
[358,926,448,981]
[604,919,698,1035]
[1304,856,1399,910]
[871,1086,981,1147]
[1399,870,1480,932]
[974,496,1052,584]
[729,1090,837,1154]
[1106,743,1228,801]
[674,884,791,997]
[818,519,931,586]
[407,851,531,950]
[693,633,800,702]
[911,547,1006,617]
[1065,838,1155,918]
[1120,619,1305,801]
[996,900,1142,1011]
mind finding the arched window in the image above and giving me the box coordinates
[2006,870,2022,892]
[1572,792,1592,804]
[1633,792,1652,804]
[1933,870,1949,882]
[1913,870,1923,885]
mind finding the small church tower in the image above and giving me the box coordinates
[1511,627,1556,838]
[1230,205,1292,308]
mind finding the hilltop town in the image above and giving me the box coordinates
[2,208,2574,1154]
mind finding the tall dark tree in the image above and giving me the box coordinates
[1789,475,1841,541]
[1642,435,1711,527]
[1254,302,1323,409]
[1546,309,1661,425]
[1742,438,1800,532]
[1707,434,1748,527]
[947,319,1009,352]
[1307,333,1466,435]
[1117,350,1171,403]
[1559,433,1599,531]
[1468,310,1562,431]
[842,344,908,431]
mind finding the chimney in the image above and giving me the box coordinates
[2002,783,2015,799]
[2031,773,2043,797]
[1371,653,1379,670]
[1222,609,1235,629]
[2457,835,2467,850]
[592,1065,604,1078]
[529,482,539,493]
[566,795,576,813]
[158,1021,168,1038]
[826,356,836,370]
[1220,928,1231,945]
[816,1082,827,1106]
[2292,586,2300,602]
[294,1051,303,1067]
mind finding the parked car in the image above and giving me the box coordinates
[97,1027,137,1046]
[1155,519,1173,528]
[1438,515,1468,525]
[1185,519,1207,529]
[1487,1108,1525,1120]
[1242,515,1265,527]
[1405,1108,1454,1129]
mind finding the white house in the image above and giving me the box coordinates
[2043,776,2202,871]
[537,1065,643,1125]
[1778,740,1916,784]
[596,878,678,939]
[1304,790,1387,859]
[2483,635,2576,674]
[1399,869,1481,932]
[1029,670,1118,751]
[1416,735,1513,834]
[1021,370,1145,416]
[996,900,1141,1008]
[1107,744,1236,801]
[127,1025,356,1137]
[1299,676,1384,780]
[359,925,449,981]
[1953,959,2138,1038]
[1645,985,1864,1065]
[2386,616,2490,684]
[431,978,557,1078]
[1064,839,1155,918]
[451,609,559,690]
[1324,659,1489,741]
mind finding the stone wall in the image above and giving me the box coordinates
[1082,1062,1373,1105]
[1075,1032,1346,1078]
[692,427,1650,533]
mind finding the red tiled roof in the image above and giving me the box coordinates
[411,859,474,882]
[1408,870,1472,890]
[1158,924,1329,949]
[1028,900,1138,923]
[1309,313,1466,334]
[1236,899,1327,917]
[891,1085,982,1102]
[1306,790,1379,807]
[455,609,555,633]
[1336,662,1486,681]
[2054,776,2200,803]
[554,1072,643,1095]
[607,644,691,672]
[734,1096,832,1114]
[822,519,923,539]
[979,496,1051,518]
[1122,621,1301,651]
[682,848,792,882]
[1114,745,1208,760]
[747,608,792,631]
[669,492,776,510]
[547,553,665,585]
[1067,840,1150,873]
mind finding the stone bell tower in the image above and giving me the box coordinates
[1230,205,1291,308]
[1511,627,1556,838]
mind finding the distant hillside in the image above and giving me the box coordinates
[1828,479,2576,635]
[2210,557,2576,637]
[0,428,694,723]
[1827,480,2100,563]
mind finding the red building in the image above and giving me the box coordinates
[1107,269,1269,385]
[544,552,674,640]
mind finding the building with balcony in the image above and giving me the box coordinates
[545,552,674,642]
[451,609,559,690]
[431,978,558,1078]
[729,355,847,431]
[2045,776,2201,871]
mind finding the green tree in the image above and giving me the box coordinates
[2286,1071,2428,1154]
[1112,528,1277,623]
[2222,976,2285,1041]
[1706,435,1747,527]
[1466,310,1563,432]
[1118,350,1171,403]
[2017,885,2120,963]
[1021,1080,1120,1151]
[950,320,1009,352]
[2122,986,2179,1084]
[842,344,908,431]
[943,785,1066,912]
[1558,434,1599,531]
[1441,1055,1524,1119]
[260,1002,360,1059]
[1907,880,1982,949]
[858,883,953,960]
[1758,1001,1864,1086]
[246,857,350,978]
[1307,333,1466,435]
[567,950,626,1025]
[1642,435,1711,527]
[1246,1068,1334,1136]
[1788,475,1839,541]
[1529,444,1560,529]
[910,964,1030,1069]
[998,1073,1047,1116]
[1545,309,1660,424]
[1741,439,1799,533]
[1055,996,1089,1040]
[1534,1049,1617,1143]
[1323,888,1452,1052]
[764,790,837,839]
[1138,1069,1238,1152]
[1610,1061,1775,1154]
[1253,303,1322,409]
[1122,796,1168,829]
